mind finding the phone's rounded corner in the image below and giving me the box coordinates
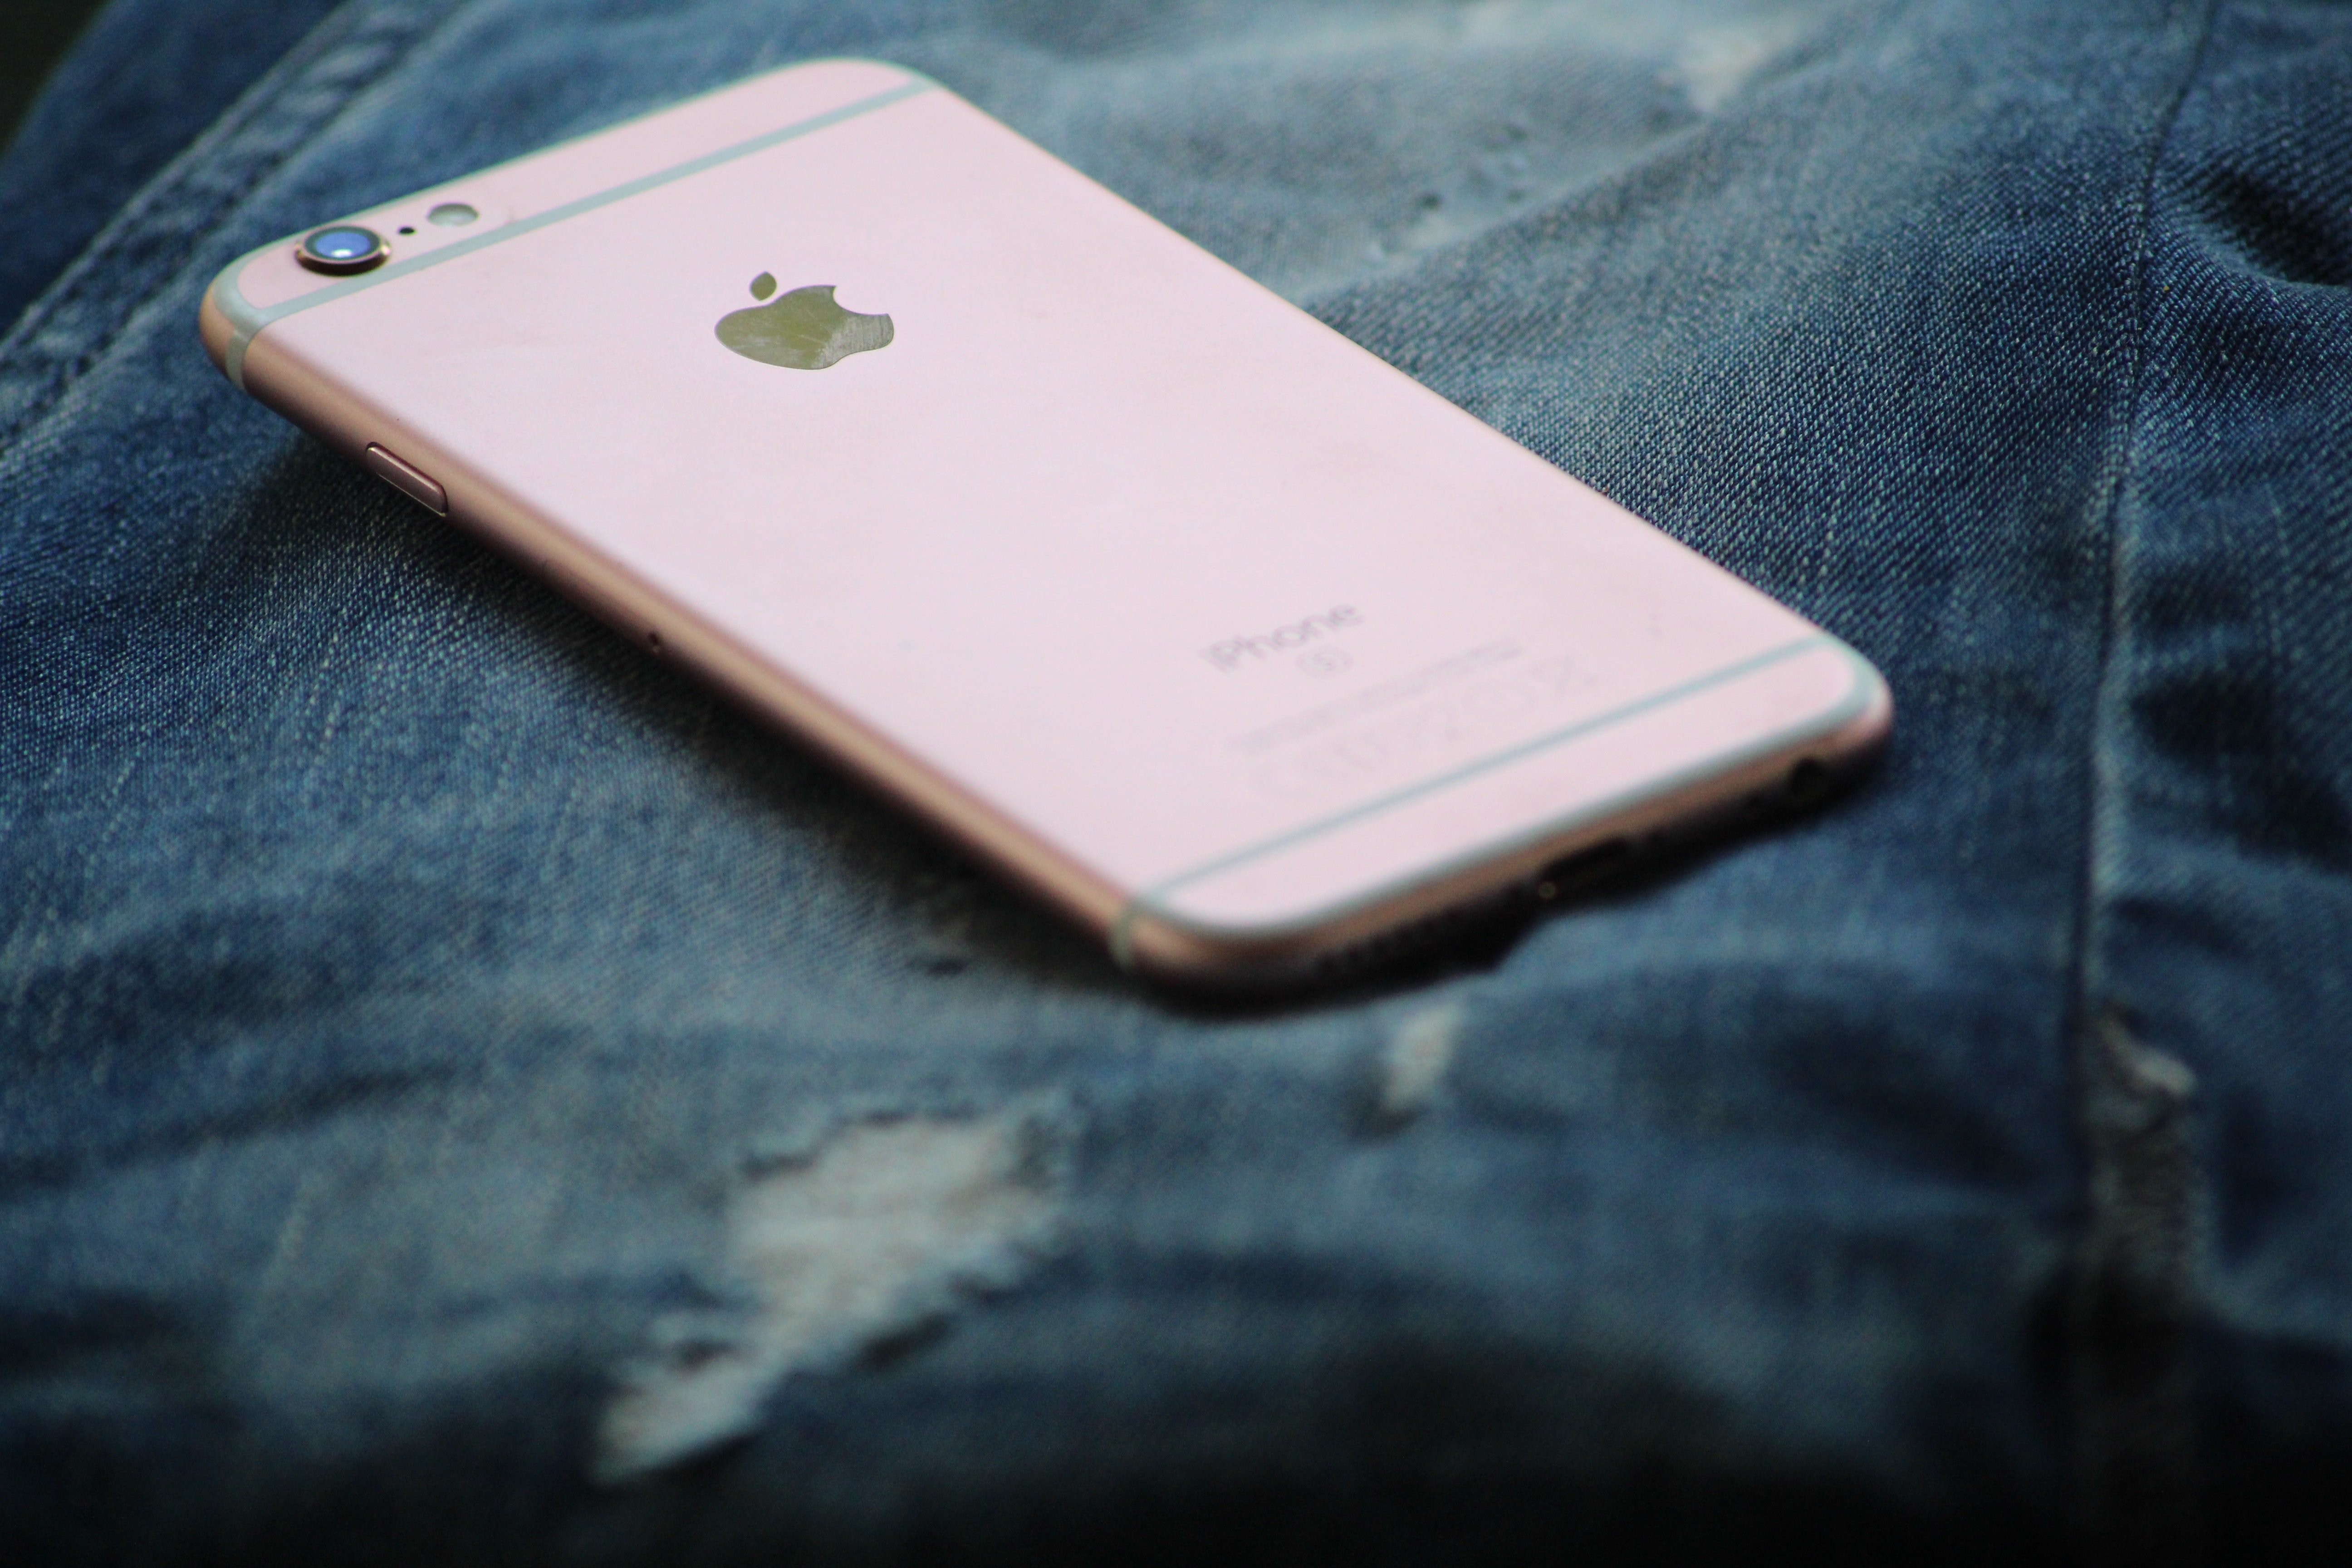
[198,245,276,387]
[1751,642,1893,820]
[199,273,237,376]
[1114,871,1542,995]
[197,280,235,378]
[1111,901,1318,993]
[1825,642,1896,770]
[1110,872,1514,995]
[784,56,946,99]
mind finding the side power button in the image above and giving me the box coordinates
[363,443,448,515]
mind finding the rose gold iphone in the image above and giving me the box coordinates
[200,59,1890,987]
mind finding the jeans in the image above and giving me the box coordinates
[2,0,2348,1560]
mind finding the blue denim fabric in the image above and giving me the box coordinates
[0,0,347,332]
[3,0,2349,1560]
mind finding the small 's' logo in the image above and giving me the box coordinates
[716,272,893,370]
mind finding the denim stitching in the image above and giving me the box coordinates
[2064,1,2223,1560]
[2073,1012,2207,1565]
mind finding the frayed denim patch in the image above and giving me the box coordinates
[597,1105,1070,1483]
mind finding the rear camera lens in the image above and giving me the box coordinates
[297,225,389,275]
[427,202,478,227]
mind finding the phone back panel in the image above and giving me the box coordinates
[206,61,1887,979]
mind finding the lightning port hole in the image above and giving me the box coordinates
[1786,757,1831,805]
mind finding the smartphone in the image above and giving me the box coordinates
[199,59,1890,988]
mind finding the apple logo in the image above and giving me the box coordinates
[715,272,893,369]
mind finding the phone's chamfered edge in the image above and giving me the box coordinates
[1113,642,1893,987]
[200,62,940,389]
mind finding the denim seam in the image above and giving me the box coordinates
[2073,1011,2208,1564]
[0,0,470,451]
[2063,0,2222,1557]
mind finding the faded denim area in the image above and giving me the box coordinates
[2,0,2349,1560]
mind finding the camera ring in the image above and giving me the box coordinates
[297,225,390,276]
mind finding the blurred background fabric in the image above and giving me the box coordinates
[3,1,2351,1563]
[0,0,101,145]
